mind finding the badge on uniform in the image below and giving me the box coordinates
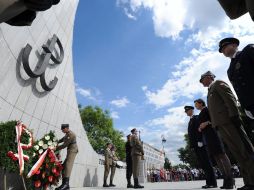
[235,62,241,70]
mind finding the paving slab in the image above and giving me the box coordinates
[72,178,244,190]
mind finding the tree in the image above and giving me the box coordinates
[177,134,199,168]
[164,157,172,170]
[79,105,125,160]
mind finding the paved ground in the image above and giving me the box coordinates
[72,178,243,190]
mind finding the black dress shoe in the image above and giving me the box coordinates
[202,185,218,189]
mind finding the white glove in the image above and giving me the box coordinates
[198,142,203,147]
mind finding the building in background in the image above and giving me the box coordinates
[143,142,165,170]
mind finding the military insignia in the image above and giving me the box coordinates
[235,62,241,70]
[220,82,229,87]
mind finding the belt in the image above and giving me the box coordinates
[69,141,77,145]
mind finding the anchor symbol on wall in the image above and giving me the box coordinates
[22,34,64,91]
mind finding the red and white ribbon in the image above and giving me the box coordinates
[7,122,33,175]
[27,148,58,178]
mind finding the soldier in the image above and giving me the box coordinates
[55,124,78,190]
[219,37,254,119]
[200,71,254,190]
[126,134,134,188]
[130,128,144,189]
[109,145,118,187]
[103,143,113,187]
[217,0,254,21]
[184,106,217,189]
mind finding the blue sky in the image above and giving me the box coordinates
[73,0,254,164]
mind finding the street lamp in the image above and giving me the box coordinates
[161,135,166,156]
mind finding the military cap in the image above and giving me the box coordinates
[61,124,69,129]
[184,106,194,112]
[199,71,216,83]
[131,128,137,133]
[219,37,239,53]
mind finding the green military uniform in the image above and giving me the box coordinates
[207,80,254,186]
[110,150,119,185]
[130,134,144,179]
[104,147,113,183]
[57,130,78,178]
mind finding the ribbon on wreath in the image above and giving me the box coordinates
[7,122,33,175]
[27,148,59,178]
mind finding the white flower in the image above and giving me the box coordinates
[45,135,50,140]
[53,142,58,146]
[33,153,36,157]
[39,149,43,154]
[48,141,53,146]
[42,144,48,149]
[53,137,57,142]
[38,141,44,146]
[49,145,54,149]
[34,145,39,150]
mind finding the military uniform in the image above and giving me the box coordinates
[109,150,118,186]
[218,0,254,21]
[56,126,78,190]
[125,140,133,186]
[207,80,254,187]
[103,147,113,186]
[130,130,144,188]
[57,130,78,178]
[227,44,254,117]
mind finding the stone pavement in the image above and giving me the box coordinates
[72,178,244,190]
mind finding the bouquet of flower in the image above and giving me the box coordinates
[30,131,63,189]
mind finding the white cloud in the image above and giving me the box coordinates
[111,111,120,119]
[117,0,254,164]
[110,97,130,108]
[76,85,101,102]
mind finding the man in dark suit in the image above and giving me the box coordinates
[185,106,217,189]
[217,0,254,21]
[200,71,254,190]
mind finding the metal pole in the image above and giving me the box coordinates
[4,168,7,190]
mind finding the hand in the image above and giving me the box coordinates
[200,122,208,129]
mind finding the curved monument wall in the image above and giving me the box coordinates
[0,0,127,188]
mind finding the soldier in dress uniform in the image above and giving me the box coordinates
[109,145,118,187]
[126,134,134,188]
[130,128,144,189]
[217,0,254,21]
[55,124,78,190]
[200,71,254,190]
[219,37,254,119]
[103,143,113,187]
[184,106,217,189]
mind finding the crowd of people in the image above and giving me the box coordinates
[184,37,254,190]
[147,165,241,183]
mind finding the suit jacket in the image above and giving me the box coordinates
[188,115,203,148]
[228,45,254,109]
[207,80,239,127]
[218,0,254,21]
[130,134,144,156]
[104,148,113,166]
[57,130,78,153]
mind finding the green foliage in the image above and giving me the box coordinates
[79,106,125,160]
[0,121,33,174]
[177,134,199,168]
[164,157,172,170]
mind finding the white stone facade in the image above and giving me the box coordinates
[0,0,126,188]
[143,142,165,170]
